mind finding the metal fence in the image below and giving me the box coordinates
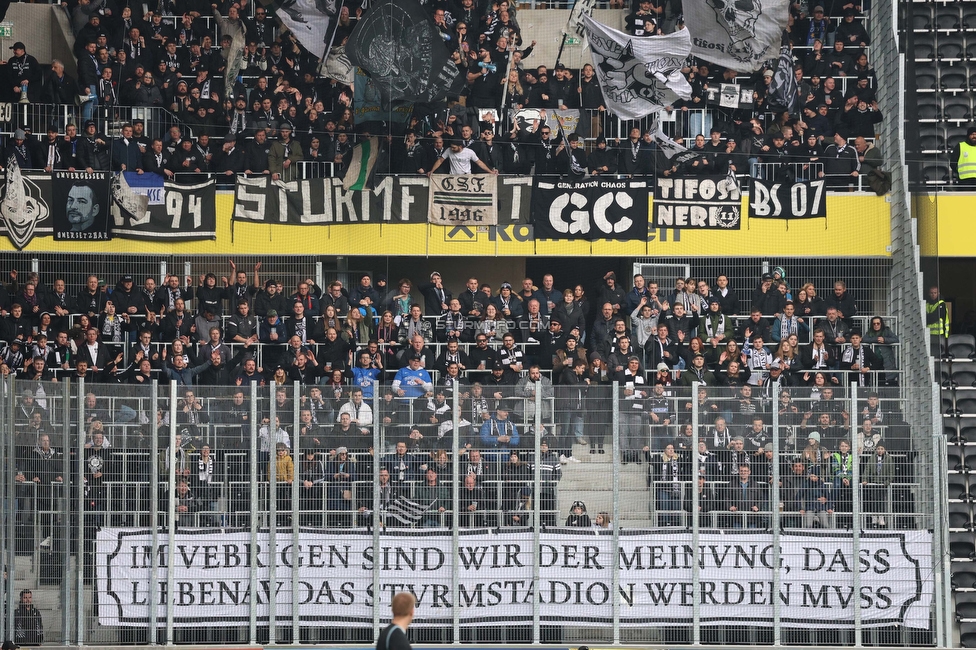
[0,378,944,646]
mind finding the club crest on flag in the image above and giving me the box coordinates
[582,14,691,120]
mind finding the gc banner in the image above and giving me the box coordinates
[749,178,828,219]
[97,528,932,629]
[654,175,741,230]
[531,178,648,240]
[428,174,498,225]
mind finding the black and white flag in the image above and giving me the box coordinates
[683,0,790,71]
[346,0,460,103]
[652,115,688,159]
[581,14,691,120]
[269,0,339,60]
[386,496,435,526]
[767,43,798,115]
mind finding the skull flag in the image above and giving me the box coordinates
[682,0,790,72]
[581,14,692,120]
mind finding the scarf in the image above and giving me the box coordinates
[102,316,123,342]
[35,445,55,460]
[704,314,726,338]
[663,454,680,492]
[749,347,771,372]
[198,456,214,482]
[779,315,798,340]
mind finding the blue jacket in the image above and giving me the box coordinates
[480,416,520,449]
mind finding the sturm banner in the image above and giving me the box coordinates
[532,178,649,240]
[427,174,498,225]
[97,529,932,628]
[749,178,828,219]
[654,175,742,229]
[233,176,530,225]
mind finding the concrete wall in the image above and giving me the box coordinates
[3,4,72,65]
[505,8,624,69]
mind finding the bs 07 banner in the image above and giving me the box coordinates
[531,178,649,240]
[749,178,828,219]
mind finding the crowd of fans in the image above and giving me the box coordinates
[0,0,883,184]
[4,262,912,532]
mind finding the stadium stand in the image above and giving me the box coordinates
[0,0,959,644]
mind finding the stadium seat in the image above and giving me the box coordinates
[913,5,933,31]
[952,532,976,560]
[944,94,973,120]
[959,590,976,619]
[955,367,976,386]
[915,35,937,59]
[957,397,976,415]
[940,39,966,60]
[945,394,958,414]
[963,452,976,473]
[950,335,976,359]
[916,70,939,90]
[960,621,976,647]
[954,561,976,589]
[964,4,976,29]
[966,36,976,59]
[949,474,971,500]
[950,443,967,470]
[948,419,963,440]
[942,68,970,91]
[937,5,962,31]
[961,424,976,443]
[918,102,942,121]
[923,162,951,183]
[951,502,974,530]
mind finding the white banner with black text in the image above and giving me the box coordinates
[427,174,498,225]
[97,528,932,629]
[654,175,742,230]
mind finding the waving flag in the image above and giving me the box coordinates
[767,43,798,115]
[342,137,379,191]
[581,14,691,120]
[682,0,790,71]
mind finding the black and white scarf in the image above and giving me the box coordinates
[197,456,215,483]
[779,315,799,340]
[662,454,680,492]
[703,314,726,338]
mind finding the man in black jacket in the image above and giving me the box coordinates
[77,120,111,171]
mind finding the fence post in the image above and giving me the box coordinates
[75,376,86,645]
[611,382,621,644]
[148,381,160,644]
[60,379,73,643]
[851,383,862,646]
[165,381,178,644]
[268,382,278,645]
[691,382,701,645]
[452,384,461,643]
[771,381,782,645]
[291,382,301,642]
[248,381,259,644]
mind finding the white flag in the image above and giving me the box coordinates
[682,0,790,71]
[581,14,692,121]
[652,115,688,159]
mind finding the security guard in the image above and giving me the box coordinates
[926,286,950,357]
[951,126,976,185]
